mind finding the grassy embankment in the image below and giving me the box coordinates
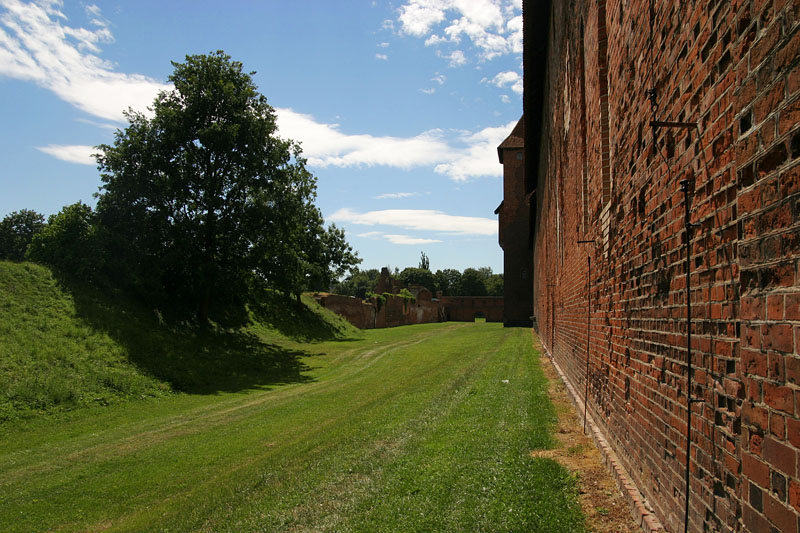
[0,261,584,531]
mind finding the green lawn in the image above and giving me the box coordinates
[0,321,584,532]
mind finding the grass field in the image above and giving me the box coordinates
[0,262,584,531]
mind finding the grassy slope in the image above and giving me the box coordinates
[0,260,359,421]
[0,262,584,531]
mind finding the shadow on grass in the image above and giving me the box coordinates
[63,279,318,395]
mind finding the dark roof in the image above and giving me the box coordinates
[497,116,524,163]
[494,201,504,215]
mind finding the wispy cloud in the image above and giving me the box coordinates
[329,208,497,236]
[355,230,442,245]
[279,110,511,181]
[384,234,442,245]
[433,120,515,180]
[275,108,453,170]
[0,0,170,122]
[1,0,509,181]
[374,192,420,199]
[36,144,95,165]
[375,53,388,60]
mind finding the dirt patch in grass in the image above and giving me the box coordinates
[534,348,640,533]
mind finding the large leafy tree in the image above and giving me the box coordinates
[95,51,357,322]
[331,268,381,298]
[27,202,101,278]
[0,209,45,261]
[434,268,461,296]
[397,267,435,292]
[457,268,488,296]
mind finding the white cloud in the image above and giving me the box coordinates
[0,1,509,181]
[275,108,455,170]
[506,14,522,53]
[431,73,446,84]
[375,53,388,60]
[419,87,436,94]
[499,94,510,103]
[424,34,447,46]
[374,192,420,199]
[398,0,447,37]
[433,120,514,180]
[384,234,442,245]
[36,144,95,165]
[396,0,522,62]
[329,208,497,236]
[0,0,170,122]
[357,231,384,238]
[378,41,390,48]
[277,109,508,181]
[486,70,522,94]
[440,49,466,67]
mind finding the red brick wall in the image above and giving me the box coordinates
[529,0,800,531]
[499,146,534,326]
[440,296,504,322]
[316,294,443,329]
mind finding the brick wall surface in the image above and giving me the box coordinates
[498,142,535,326]
[316,294,503,329]
[440,296,504,322]
[528,0,800,531]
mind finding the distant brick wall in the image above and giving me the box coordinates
[316,294,443,329]
[315,294,376,329]
[527,0,800,531]
[440,296,504,322]
[317,294,504,329]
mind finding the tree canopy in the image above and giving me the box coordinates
[94,51,358,322]
[0,209,44,261]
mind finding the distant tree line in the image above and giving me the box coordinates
[0,52,359,325]
[332,253,503,298]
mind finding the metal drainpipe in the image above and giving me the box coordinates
[649,116,700,533]
[681,178,702,533]
[578,240,595,433]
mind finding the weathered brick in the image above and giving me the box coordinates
[765,490,797,531]
[744,451,772,485]
[764,382,796,414]
[763,323,796,353]
[767,293,785,319]
[787,293,800,320]
[786,356,800,385]
[763,436,798,475]
[788,417,800,448]
[790,479,800,512]
[779,97,800,135]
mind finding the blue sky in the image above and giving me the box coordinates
[0,0,523,273]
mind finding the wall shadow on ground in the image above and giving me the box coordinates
[61,278,320,395]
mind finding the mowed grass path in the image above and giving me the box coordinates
[0,322,584,532]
